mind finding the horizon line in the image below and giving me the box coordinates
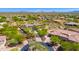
[0,8,79,12]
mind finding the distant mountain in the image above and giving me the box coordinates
[71,11,79,13]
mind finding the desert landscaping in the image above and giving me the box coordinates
[0,12,79,51]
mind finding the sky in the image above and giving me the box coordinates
[0,8,79,12]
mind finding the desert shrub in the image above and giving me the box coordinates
[26,32,35,39]
[27,15,37,20]
[60,41,79,51]
[23,27,32,33]
[50,35,79,51]
[29,40,48,51]
[50,35,61,43]
[23,27,35,39]
[2,26,18,38]
[8,34,24,47]
[10,47,19,51]
[14,34,24,43]
[12,16,22,21]
[34,26,42,30]
[37,29,48,37]
[2,26,24,47]
[28,20,35,24]
[0,16,6,22]
[8,39,19,47]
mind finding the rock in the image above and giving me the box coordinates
[35,36,42,42]
[21,44,29,51]
[52,44,62,51]
[43,35,51,43]
[0,26,4,29]
[41,42,54,51]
